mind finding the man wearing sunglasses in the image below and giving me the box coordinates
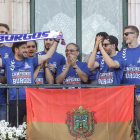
[88,35,124,85]
[0,23,14,121]
[117,25,140,129]
[56,43,89,86]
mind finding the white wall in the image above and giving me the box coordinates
[128,0,140,43]
[0,0,30,34]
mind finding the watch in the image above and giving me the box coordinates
[73,65,78,69]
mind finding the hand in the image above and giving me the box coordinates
[48,63,56,73]
[66,59,72,69]
[136,94,140,104]
[95,36,103,50]
[69,54,77,67]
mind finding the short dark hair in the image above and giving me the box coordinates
[125,25,139,37]
[27,40,37,48]
[66,43,80,51]
[0,23,10,31]
[12,42,27,54]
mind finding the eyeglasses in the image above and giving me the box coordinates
[102,43,111,47]
[65,49,78,53]
[123,32,134,36]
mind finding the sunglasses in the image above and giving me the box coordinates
[123,32,134,36]
[102,43,111,47]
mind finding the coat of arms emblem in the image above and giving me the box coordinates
[65,106,97,139]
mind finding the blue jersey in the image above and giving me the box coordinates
[2,56,38,100]
[56,61,90,85]
[0,45,14,103]
[96,55,125,84]
[35,51,66,84]
[117,46,140,94]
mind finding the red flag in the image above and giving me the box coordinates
[26,85,134,140]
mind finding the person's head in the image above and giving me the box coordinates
[0,23,9,34]
[96,32,108,41]
[27,40,37,57]
[102,35,118,56]
[12,42,27,60]
[44,38,54,52]
[65,43,79,60]
[124,25,139,44]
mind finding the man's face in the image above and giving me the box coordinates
[27,41,37,57]
[123,28,135,44]
[65,44,79,61]
[102,39,113,56]
[0,26,8,46]
[44,39,54,51]
[0,26,8,34]
[16,44,28,59]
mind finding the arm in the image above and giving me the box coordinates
[55,60,71,84]
[33,64,42,81]
[38,40,58,65]
[88,36,101,70]
[99,44,120,68]
[0,58,2,67]
[44,61,54,84]
[0,75,7,84]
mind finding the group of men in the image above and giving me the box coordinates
[0,23,140,129]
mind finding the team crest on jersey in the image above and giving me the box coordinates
[10,60,15,71]
[65,106,97,139]
[137,58,140,63]
[25,62,31,69]
[4,53,9,58]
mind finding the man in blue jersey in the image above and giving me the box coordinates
[117,25,140,129]
[38,39,66,83]
[27,40,53,84]
[0,39,59,126]
[88,35,124,84]
[0,23,14,121]
[83,32,108,84]
[56,43,89,85]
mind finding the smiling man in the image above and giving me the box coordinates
[0,39,59,126]
[117,25,140,129]
[88,35,125,84]
[56,43,89,85]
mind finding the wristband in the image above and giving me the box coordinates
[73,65,78,69]
[44,65,49,68]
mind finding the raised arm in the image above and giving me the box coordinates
[38,39,59,65]
[88,36,102,70]
[99,43,120,68]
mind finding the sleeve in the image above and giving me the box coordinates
[32,56,38,68]
[115,56,125,70]
[78,62,90,76]
[60,56,66,65]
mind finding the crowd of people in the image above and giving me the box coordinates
[0,23,139,130]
